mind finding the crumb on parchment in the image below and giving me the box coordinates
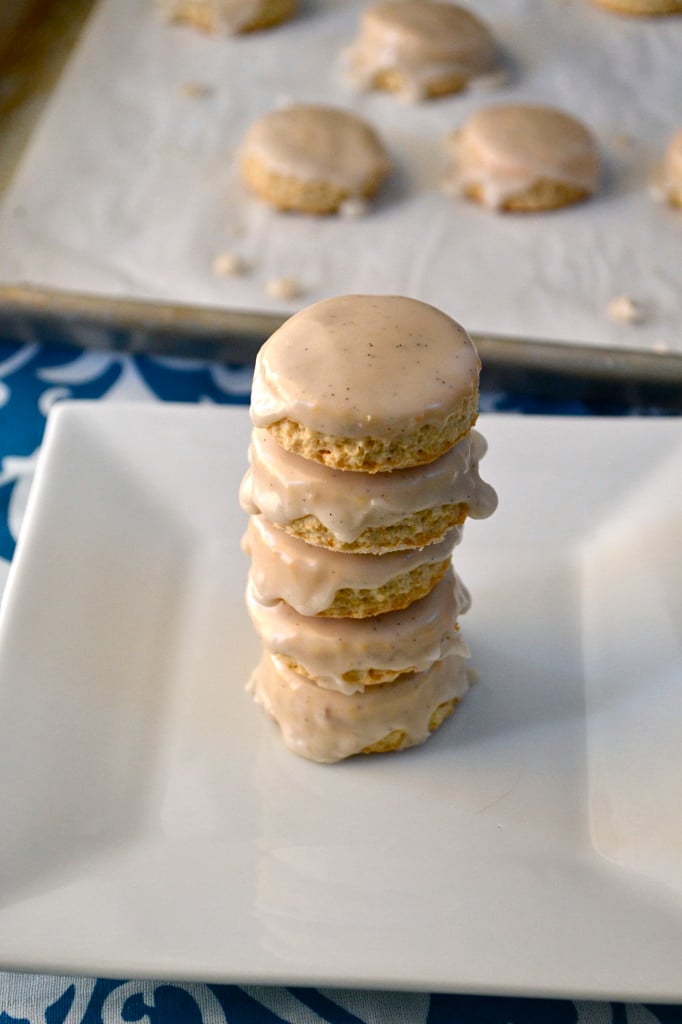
[605,295,646,325]
[179,81,214,98]
[266,276,303,300]
[212,251,249,276]
[339,197,368,219]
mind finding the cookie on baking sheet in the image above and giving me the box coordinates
[240,425,496,554]
[157,0,296,34]
[344,0,498,101]
[250,295,481,473]
[445,103,600,212]
[248,650,471,763]
[590,0,681,15]
[662,128,682,207]
[243,514,462,619]
[246,568,471,692]
[239,104,391,215]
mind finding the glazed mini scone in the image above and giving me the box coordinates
[662,129,682,208]
[157,0,296,34]
[250,295,480,472]
[240,426,496,553]
[239,105,390,215]
[248,650,471,763]
[244,514,462,618]
[590,0,681,14]
[246,569,470,692]
[344,0,498,101]
[446,104,600,212]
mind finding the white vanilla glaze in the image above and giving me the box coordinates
[239,105,390,193]
[446,104,600,209]
[240,426,496,543]
[344,0,497,101]
[158,0,265,33]
[246,569,470,693]
[663,128,682,199]
[243,514,461,616]
[251,295,480,439]
[248,650,471,763]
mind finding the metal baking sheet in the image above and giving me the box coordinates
[1,283,681,410]
[0,0,681,399]
[0,0,96,192]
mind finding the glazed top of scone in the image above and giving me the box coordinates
[353,1,497,78]
[250,295,480,439]
[448,103,599,200]
[239,104,390,191]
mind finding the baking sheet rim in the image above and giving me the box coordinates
[1,283,681,386]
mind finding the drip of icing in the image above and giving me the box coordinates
[248,650,471,762]
[246,568,470,693]
[240,427,497,542]
[242,514,461,616]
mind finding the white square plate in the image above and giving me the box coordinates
[0,403,681,998]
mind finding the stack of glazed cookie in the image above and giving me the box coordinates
[240,294,497,763]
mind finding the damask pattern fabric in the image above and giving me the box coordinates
[1,974,679,1024]
[0,339,678,1024]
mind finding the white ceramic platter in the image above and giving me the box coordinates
[0,403,680,998]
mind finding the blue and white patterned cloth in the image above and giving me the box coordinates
[0,338,680,1024]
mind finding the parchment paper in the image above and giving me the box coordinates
[0,0,681,350]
